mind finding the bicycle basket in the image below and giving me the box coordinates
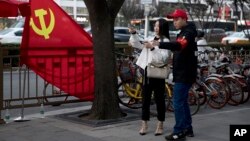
[119,61,135,82]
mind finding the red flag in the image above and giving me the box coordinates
[0,0,30,17]
[20,0,94,100]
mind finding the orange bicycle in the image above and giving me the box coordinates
[165,74,200,116]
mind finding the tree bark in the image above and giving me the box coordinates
[83,0,125,120]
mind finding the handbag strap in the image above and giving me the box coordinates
[148,63,167,68]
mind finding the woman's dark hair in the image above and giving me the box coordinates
[157,18,170,39]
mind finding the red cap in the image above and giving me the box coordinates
[167,9,188,20]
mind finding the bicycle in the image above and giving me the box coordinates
[208,50,248,106]
[116,52,172,110]
[192,62,229,109]
[165,72,200,116]
[210,62,244,106]
[116,52,143,109]
[115,52,200,114]
[194,51,231,109]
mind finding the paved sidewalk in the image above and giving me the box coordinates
[1,103,250,141]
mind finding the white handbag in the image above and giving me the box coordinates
[147,63,170,79]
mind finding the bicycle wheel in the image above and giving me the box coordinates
[224,77,243,106]
[239,78,250,104]
[188,88,200,116]
[165,83,199,115]
[192,82,207,106]
[242,90,250,104]
[165,83,174,112]
[241,85,250,104]
[117,81,142,109]
[205,79,228,109]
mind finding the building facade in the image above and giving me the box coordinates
[54,0,89,27]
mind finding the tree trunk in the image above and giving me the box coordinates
[83,0,125,120]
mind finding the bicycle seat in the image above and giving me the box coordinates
[209,73,223,78]
[232,74,244,79]
[212,61,228,69]
[198,63,208,68]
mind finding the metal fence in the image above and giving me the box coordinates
[0,43,131,123]
[208,43,250,63]
[0,45,96,122]
[0,43,249,123]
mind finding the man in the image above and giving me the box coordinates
[146,9,197,140]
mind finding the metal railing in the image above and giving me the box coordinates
[1,42,249,122]
[0,44,95,122]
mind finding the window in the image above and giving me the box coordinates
[211,30,217,34]
[0,28,13,35]
[14,30,23,36]
[77,7,88,14]
[62,6,73,14]
[211,29,225,34]
[115,29,129,34]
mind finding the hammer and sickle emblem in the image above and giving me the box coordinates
[30,8,55,39]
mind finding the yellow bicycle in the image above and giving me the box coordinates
[117,80,143,109]
[116,52,143,109]
[116,52,199,114]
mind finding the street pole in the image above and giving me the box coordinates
[144,4,150,40]
[0,46,5,124]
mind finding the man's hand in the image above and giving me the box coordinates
[144,41,154,49]
[151,40,160,46]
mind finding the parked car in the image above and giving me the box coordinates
[140,29,178,42]
[221,31,250,44]
[9,19,25,28]
[198,28,226,43]
[114,27,131,42]
[84,26,143,42]
[225,31,235,36]
[0,28,23,44]
[84,26,92,36]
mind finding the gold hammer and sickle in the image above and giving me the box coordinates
[30,8,55,39]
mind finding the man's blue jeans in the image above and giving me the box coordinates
[173,82,192,134]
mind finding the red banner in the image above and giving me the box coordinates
[20,0,94,100]
[0,0,30,17]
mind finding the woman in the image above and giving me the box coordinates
[129,18,171,136]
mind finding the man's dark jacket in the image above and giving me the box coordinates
[159,22,197,83]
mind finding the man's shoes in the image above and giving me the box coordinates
[165,132,186,141]
[184,129,194,137]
